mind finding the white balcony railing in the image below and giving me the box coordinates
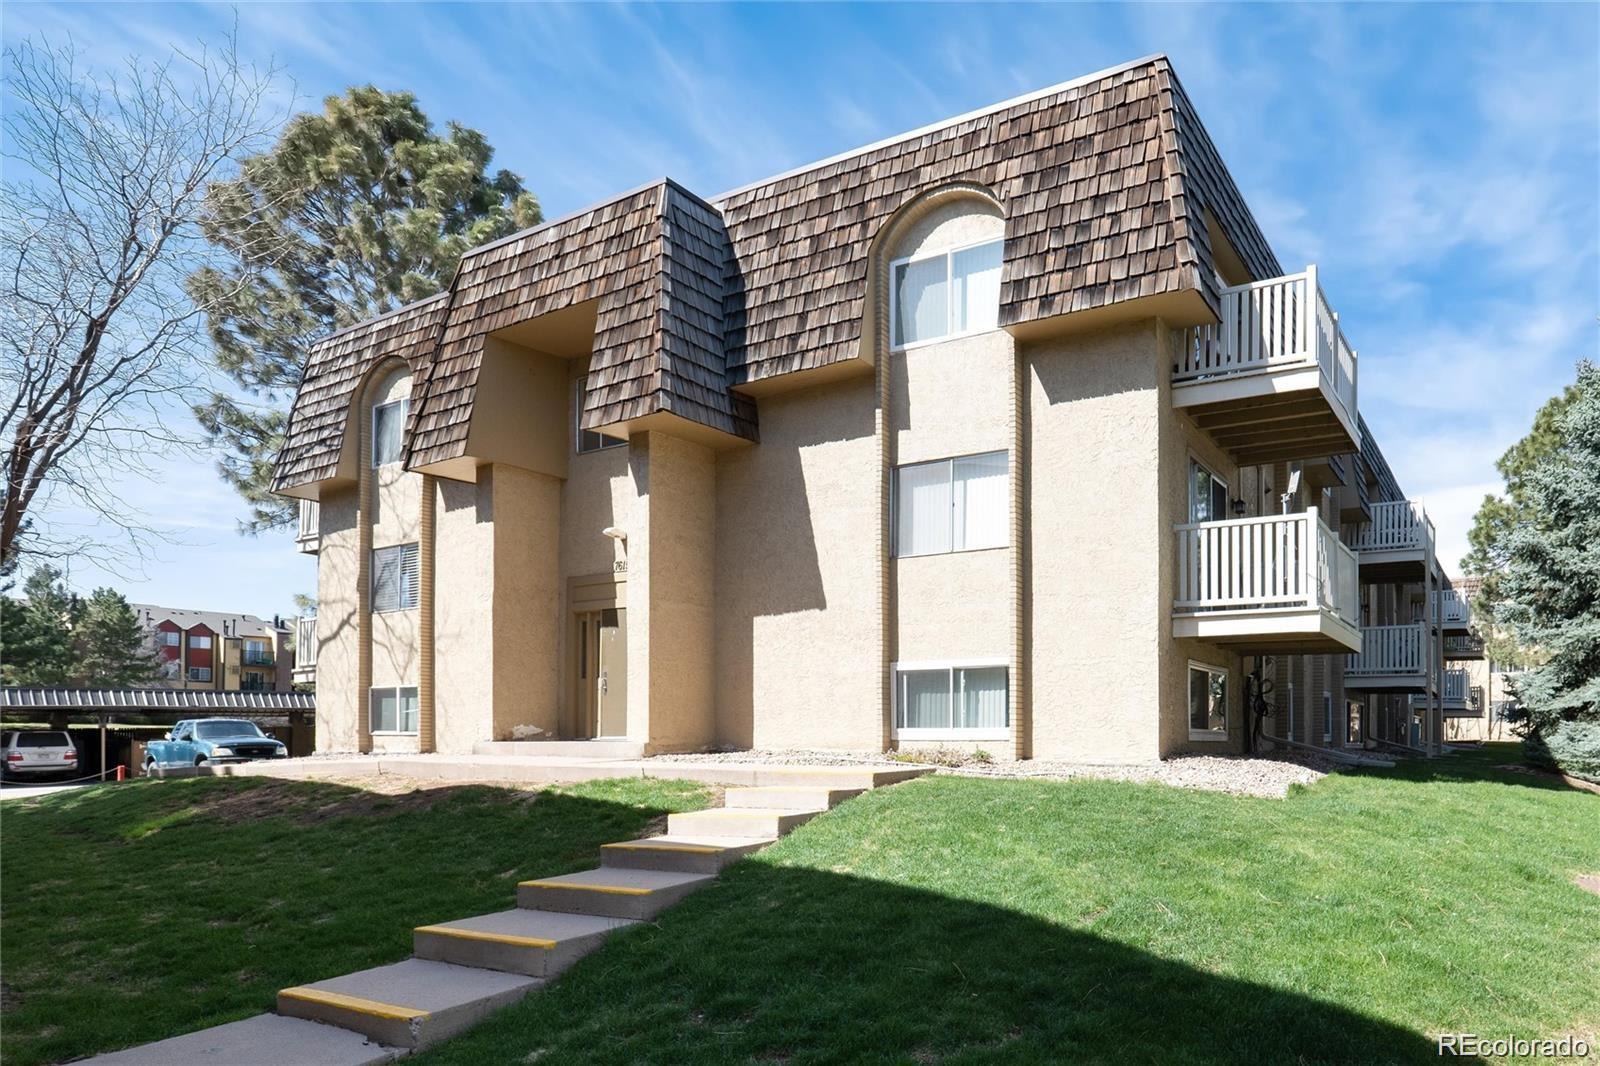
[294,615,317,674]
[1433,589,1471,627]
[1349,499,1435,554]
[1346,622,1425,677]
[1443,668,1471,705]
[1174,508,1359,623]
[296,500,320,550]
[1172,266,1357,431]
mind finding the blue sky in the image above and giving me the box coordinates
[7,1,1598,620]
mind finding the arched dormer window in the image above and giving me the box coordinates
[888,200,1004,349]
[369,365,411,468]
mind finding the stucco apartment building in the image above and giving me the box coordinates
[134,605,295,693]
[276,55,1475,763]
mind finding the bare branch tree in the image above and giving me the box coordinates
[1,31,284,575]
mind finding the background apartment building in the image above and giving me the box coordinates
[134,605,295,693]
[276,55,1473,763]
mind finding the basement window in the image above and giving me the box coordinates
[370,686,419,734]
[893,660,1009,741]
[1188,662,1228,741]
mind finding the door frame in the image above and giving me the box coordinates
[566,572,626,739]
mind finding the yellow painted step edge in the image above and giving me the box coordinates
[602,841,722,855]
[519,880,652,896]
[414,925,558,950]
[279,986,428,1022]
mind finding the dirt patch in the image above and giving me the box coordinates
[1576,874,1600,897]
[1494,764,1600,795]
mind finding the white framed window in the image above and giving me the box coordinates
[188,634,212,650]
[372,397,408,467]
[1323,692,1334,741]
[1188,661,1228,741]
[161,631,180,647]
[575,379,625,454]
[894,451,1008,557]
[369,685,419,734]
[893,659,1009,740]
[890,238,1003,348]
[371,543,419,613]
[187,667,212,682]
[1188,458,1230,524]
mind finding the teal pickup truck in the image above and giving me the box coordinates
[144,719,288,771]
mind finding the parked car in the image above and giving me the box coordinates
[1,730,79,780]
[144,719,288,771]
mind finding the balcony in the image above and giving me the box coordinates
[292,615,317,684]
[1172,266,1359,465]
[1345,622,1431,691]
[1349,500,1435,579]
[1433,589,1471,631]
[1172,508,1361,654]
[242,650,275,667]
[295,500,320,554]
[1443,633,1485,660]
[1442,669,1480,716]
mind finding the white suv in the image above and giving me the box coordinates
[1,731,79,780]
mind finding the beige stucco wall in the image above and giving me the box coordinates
[1025,320,1168,763]
[491,464,563,742]
[314,485,360,753]
[715,375,882,751]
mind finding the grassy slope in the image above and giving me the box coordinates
[0,775,712,1066]
[409,745,1599,1066]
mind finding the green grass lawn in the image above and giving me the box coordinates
[0,775,712,1066]
[2,748,1595,1065]
[404,744,1598,1066]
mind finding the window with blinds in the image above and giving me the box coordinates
[372,543,419,613]
[894,663,1009,737]
[370,686,419,734]
[894,451,1009,557]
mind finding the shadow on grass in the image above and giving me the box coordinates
[412,858,1461,1066]
[1373,742,1596,795]
[0,775,707,1066]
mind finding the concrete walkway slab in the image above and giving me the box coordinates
[600,834,773,874]
[278,958,540,1049]
[414,908,634,977]
[518,866,714,919]
[77,1013,401,1065]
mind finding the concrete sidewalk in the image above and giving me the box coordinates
[151,752,934,790]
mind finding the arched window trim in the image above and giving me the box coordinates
[887,232,1005,352]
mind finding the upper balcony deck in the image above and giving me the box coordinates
[292,615,317,685]
[295,500,320,555]
[1172,508,1361,655]
[1349,500,1436,579]
[1172,267,1359,465]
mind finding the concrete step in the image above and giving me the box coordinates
[748,765,931,789]
[77,1013,402,1066]
[414,908,634,978]
[667,806,822,839]
[517,866,714,920]
[277,958,540,1050]
[723,785,862,810]
[471,739,645,759]
[600,834,773,875]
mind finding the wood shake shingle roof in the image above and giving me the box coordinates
[274,55,1280,492]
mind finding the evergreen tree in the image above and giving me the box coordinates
[0,567,77,685]
[188,86,542,531]
[1495,362,1600,781]
[1462,381,1579,666]
[73,588,159,686]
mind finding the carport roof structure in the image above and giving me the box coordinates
[1,688,315,712]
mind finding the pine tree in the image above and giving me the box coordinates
[1495,362,1600,780]
[188,86,542,531]
[1462,381,1580,666]
[0,567,77,685]
[73,588,159,686]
